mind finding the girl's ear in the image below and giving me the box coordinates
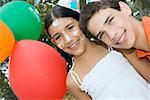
[119,1,132,15]
[51,38,55,44]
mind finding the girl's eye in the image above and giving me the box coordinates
[55,35,61,40]
[53,33,62,41]
[97,31,104,40]
[68,25,74,31]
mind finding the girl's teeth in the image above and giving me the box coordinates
[70,41,78,48]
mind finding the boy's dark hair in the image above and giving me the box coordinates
[44,5,80,72]
[79,0,125,40]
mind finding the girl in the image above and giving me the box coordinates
[45,5,150,99]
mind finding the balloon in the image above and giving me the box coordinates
[0,1,42,41]
[9,40,67,99]
[0,20,15,64]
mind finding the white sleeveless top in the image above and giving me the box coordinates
[69,50,150,100]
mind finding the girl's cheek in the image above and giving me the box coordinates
[64,33,72,42]
[72,31,78,36]
[57,43,64,50]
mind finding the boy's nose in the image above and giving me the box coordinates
[105,26,119,39]
[103,27,118,45]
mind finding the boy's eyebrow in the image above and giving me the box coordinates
[104,15,111,24]
[96,15,111,38]
[96,31,101,38]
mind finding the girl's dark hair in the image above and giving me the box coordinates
[45,5,80,33]
[44,5,80,72]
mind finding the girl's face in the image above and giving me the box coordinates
[48,17,87,56]
[87,3,137,49]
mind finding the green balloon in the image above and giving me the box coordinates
[0,1,42,41]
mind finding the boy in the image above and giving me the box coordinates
[79,0,150,82]
[80,0,150,60]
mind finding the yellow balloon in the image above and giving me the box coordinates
[0,20,15,64]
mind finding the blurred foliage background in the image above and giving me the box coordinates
[0,0,150,99]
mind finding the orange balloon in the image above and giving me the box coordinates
[0,20,15,64]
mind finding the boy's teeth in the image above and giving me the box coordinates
[118,33,125,43]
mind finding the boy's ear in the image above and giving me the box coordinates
[119,1,132,15]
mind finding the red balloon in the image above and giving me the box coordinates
[9,40,67,99]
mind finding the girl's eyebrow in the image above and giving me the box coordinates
[52,33,59,38]
[53,21,75,36]
[52,23,74,37]
[65,23,73,28]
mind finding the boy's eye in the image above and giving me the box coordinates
[97,31,104,40]
[108,17,114,24]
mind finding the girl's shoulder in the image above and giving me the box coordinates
[66,73,75,88]
[66,73,80,96]
[66,72,92,99]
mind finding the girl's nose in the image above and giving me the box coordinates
[63,32,72,42]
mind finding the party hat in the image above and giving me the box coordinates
[86,0,99,4]
[57,0,80,12]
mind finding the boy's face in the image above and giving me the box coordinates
[87,7,137,49]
